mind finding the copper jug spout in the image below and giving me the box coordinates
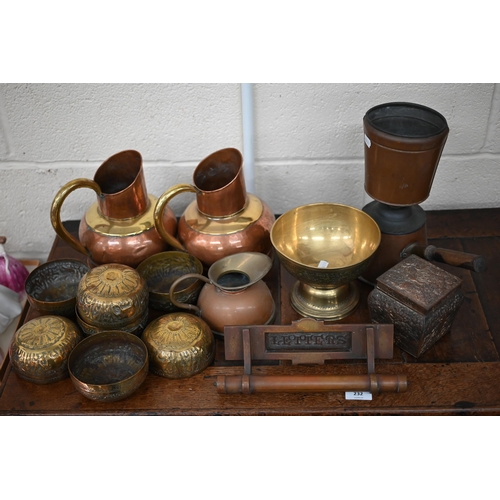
[193,147,247,217]
[93,150,149,219]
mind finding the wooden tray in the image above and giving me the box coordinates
[1,209,499,415]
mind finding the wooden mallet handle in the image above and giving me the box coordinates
[401,243,486,273]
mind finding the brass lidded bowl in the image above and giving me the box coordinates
[68,330,149,402]
[136,251,204,312]
[270,203,381,320]
[9,316,83,384]
[25,259,89,317]
[75,307,149,338]
[76,263,148,333]
[141,312,215,379]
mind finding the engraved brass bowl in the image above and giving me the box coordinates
[68,330,149,402]
[25,259,89,317]
[75,307,149,338]
[141,312,215,379]
[9,316,83,384]
[136,251,204,312]
[270,203,381,320]
[76,263,149,333]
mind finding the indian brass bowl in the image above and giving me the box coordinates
[76,263,149,332]
[9,316,83,384]
[270,203,381,320]
[75,307,149,337]
[136,251,203,312]
[68,330,149,402]
[25,259,89,317]
[142,312,215,379]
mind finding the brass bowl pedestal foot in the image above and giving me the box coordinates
[290,281,360,320]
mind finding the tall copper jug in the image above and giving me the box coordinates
[153,148,275,267]
[51,150,177,268]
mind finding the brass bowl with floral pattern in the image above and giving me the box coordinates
[9,315,83,384]
[76,263,149,334]
[141,312,215,379]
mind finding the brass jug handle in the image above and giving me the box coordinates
[154,183,201,251]
[169,273,210,316]
[50,178,102,257]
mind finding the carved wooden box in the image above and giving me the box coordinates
[367,255,464,358]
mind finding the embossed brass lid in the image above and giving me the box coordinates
[9,316,83,384]
[141,312,215,379]
[76,263,148,328]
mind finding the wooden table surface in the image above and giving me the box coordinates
[1,208,499,415]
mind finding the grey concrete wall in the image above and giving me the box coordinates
[1,83,498,261]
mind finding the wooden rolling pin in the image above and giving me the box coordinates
[216,374,407,395]
[401,243,486,273]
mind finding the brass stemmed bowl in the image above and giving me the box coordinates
[270,203,381,320]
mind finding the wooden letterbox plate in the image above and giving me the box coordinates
[224,317,394,365]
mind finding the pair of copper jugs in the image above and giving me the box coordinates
[50,147,276,335]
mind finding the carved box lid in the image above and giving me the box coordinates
[375,255,462,315]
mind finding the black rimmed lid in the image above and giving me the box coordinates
[365,102,448,139]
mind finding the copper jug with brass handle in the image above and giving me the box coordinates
[50,150,177,268]
[153,148,275,267]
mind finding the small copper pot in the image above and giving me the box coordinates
[169,252,275,335]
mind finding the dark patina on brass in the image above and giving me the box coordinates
[136,251,204,312]
[25,259,89,317]
[68,330,149,402]
[265,330,352,352]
